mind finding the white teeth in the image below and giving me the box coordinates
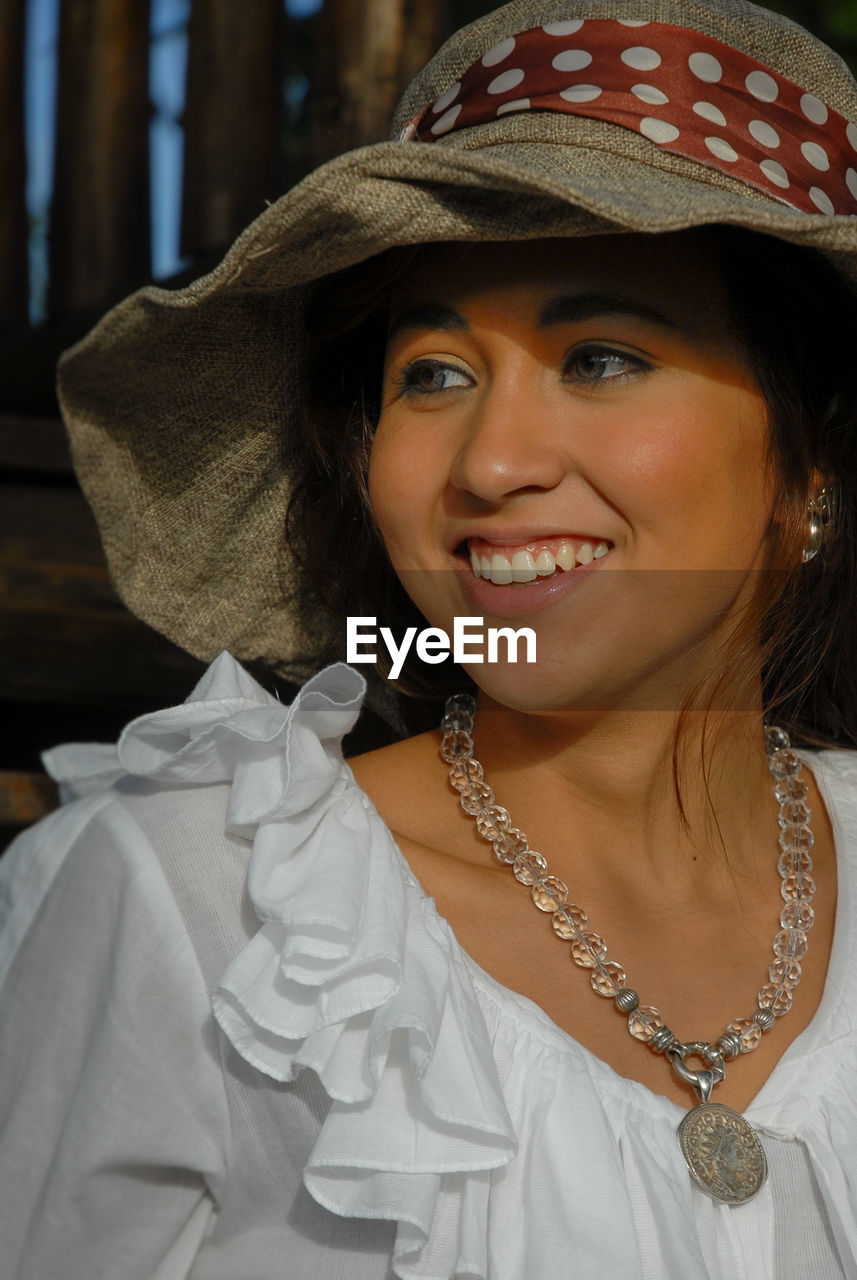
[511,550,538,582]
[535,549,555,576]
[469,540,611,583]
[554,541,575,572]
[490,552,513,585]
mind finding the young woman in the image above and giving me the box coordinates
[4,1,857,1277]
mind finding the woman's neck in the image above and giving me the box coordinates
[468,698,776,895]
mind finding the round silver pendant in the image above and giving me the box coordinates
[678,1102,768,1205]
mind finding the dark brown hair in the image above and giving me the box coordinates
[287,228,857,747]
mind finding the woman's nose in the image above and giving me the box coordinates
[447,380,569,504]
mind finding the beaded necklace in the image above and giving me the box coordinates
[440,694,815,1204]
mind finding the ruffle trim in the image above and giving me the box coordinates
[114,653,517,1279]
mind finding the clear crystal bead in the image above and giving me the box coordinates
[780,900,815,931]
[765,725,791,753]
[775,775,809,803]
[758,982,793,1016]
[441,710,470,734]
[512,850,548,885]
[445,693,476,717]
[493,827,528,864]
[531,876,568,911]
[774,776,809,804]
[769,957,802,988]
[449,758,484,792]
[777,799,812,828]
[774,927,809,961]
[781,871,816,902]
[552,904,588,938]
[590,961,626,997]
[777,847,814,877]
[726,1017,763,1053]
[777,824,814,855]
[440,729,473,763]
[459,780,494,814]
[628,1005,664,1042]
[475,804,511,840]
[571,932,607,968]
[769,747,802,779]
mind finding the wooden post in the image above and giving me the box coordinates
[309,0,445,166]
[49,0,150,318]
[180,0,283,258]
[0,0,28,334]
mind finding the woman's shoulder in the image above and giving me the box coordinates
[1,655,374,985]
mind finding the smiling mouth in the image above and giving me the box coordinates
[466,537,611,586]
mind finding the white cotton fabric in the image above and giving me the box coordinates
[2,653,857,1280]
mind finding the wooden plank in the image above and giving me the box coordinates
[0,771,58,826]
[309,0,443,164]
[0,415,73,475]
[50,0,150,316]
[0,0,28,334]
[181,0,283,256]
[0,481,205,704]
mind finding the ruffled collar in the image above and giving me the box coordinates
[113,654,519,1277]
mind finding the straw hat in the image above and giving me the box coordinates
[58,0,857,699]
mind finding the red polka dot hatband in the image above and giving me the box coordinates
[403,18,857,218]
[56,0,857,690]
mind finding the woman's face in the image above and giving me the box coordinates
[368,233,776,713]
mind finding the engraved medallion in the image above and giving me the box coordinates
[678,1103,767,1204]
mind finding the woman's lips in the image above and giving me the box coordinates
[466,535,611,585]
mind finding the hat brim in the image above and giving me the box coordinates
[57,128,857,697]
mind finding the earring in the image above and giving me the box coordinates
[802,487,834,563]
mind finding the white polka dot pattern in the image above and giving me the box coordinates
[746,70,778,102]
[748,119,780,148]
[497,97,530,116]
[801,93,827,124]
[560,84,602,102]
[621,46,661,71]
[801,141,829,170]
[487,68,525,95]
[407,17,857,216]
[761,159,789,188]
[810,187,834,213]
[543,20,584,36]
[639,117,679,143]
[552,49,592,72]
[482,37,516,67]
[693,101,726,126]
[705,136,738,162]
[632,84,669,105]
[432,82,460,115]
[688,52,722,83]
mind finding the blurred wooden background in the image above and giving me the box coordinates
[1,0,856,848]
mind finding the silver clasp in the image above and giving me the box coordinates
[668,1041,726,1105]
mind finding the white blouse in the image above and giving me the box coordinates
[2,654,856,1280]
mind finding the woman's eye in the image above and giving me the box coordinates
[563,345,649,384]
[397,359,473,396]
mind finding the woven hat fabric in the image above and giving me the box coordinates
[58,0,857,690]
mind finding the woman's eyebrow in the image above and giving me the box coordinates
[537,293,676,330]
[387,302,469,340]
